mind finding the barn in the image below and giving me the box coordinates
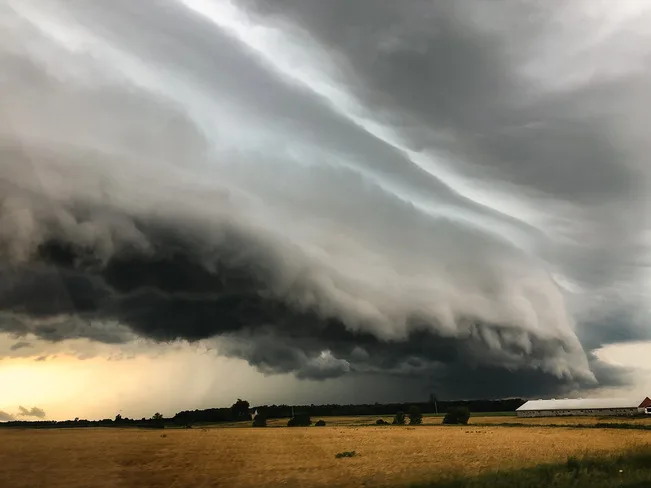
[516,397,651,418]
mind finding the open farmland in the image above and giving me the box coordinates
[1,421,651,488]
[259,413,651,428]
[474,414,651,426]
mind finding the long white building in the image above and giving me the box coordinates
[516,396,651,417]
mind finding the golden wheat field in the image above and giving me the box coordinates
[262,413,651,428]
[474,415,651,425]
[1,419,651,488]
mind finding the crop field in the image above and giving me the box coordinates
[2,416,651,488]
[471,414,651,426]
[254,413,651,428]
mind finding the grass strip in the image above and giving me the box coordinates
[410,446,651,488]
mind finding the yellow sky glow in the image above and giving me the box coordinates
[2,339,650,421]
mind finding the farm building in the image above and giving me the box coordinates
[516,397,651,417]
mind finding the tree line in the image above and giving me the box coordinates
[0,412,168,429]
[0,398,524,428]
[173,398,524,425]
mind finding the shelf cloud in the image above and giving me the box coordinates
[2,0,651,398]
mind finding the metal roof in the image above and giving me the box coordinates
[516,397,645,411]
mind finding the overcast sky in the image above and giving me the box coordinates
[1,0,651,421]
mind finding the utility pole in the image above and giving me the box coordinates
[430,393,438,414]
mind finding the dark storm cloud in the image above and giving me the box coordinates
[1,0,650,398]
[9,341,31,351]
[0,192,592,392]
[241,0,644,201]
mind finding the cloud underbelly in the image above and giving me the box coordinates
[3,0,649,396]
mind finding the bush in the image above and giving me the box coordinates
[335,451,356,458]
[315,420,326,426]
[376,419,389,425]
[287,413,311,427]
[252,413,267,427]
[392,411,406,425]
[443,406,470,425]
[408,405,423,425]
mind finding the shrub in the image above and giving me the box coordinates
[315,420,326,426]
[408,405,423,425]
[443,406,470,425]
[252,413,267,427]
[335,451,357,458]
[392,411,406,425]
[287,413,311,427]
[376,419,389,425]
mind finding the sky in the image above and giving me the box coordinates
[1,0,651,421]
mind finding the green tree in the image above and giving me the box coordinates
[443,406,470,425]
[230,399,252,421]
[408,405,423,425]
[252,412,267,427]
[392,411,406,425]
[287,413,311,427]
[152,412,164,421]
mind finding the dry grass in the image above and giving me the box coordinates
[472,415,651,426]
[1,424,650,488]
[266,414,651,428]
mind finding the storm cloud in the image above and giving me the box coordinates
[9,341,31,351]
[1,0,651,398]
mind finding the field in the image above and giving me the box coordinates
[2,415,651,488]
[260,413,651,428]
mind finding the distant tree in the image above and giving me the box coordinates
[287,413,311,427]
[74,417,79,423]
[152,413,164,421]
[392,411,406,425]
[252,412,267,427]
[408,406,423,425]
[231,399,252,422]
[443,407,470,425]
[315,419,326,426]
[114,414,122,422]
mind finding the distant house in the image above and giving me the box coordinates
[516,397,651,418]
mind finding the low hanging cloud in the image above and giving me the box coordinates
[9,341,31,351]
[0,411,15,422]
[17,406,46,419]
[1,0,651,398]
[0,406,47,420]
